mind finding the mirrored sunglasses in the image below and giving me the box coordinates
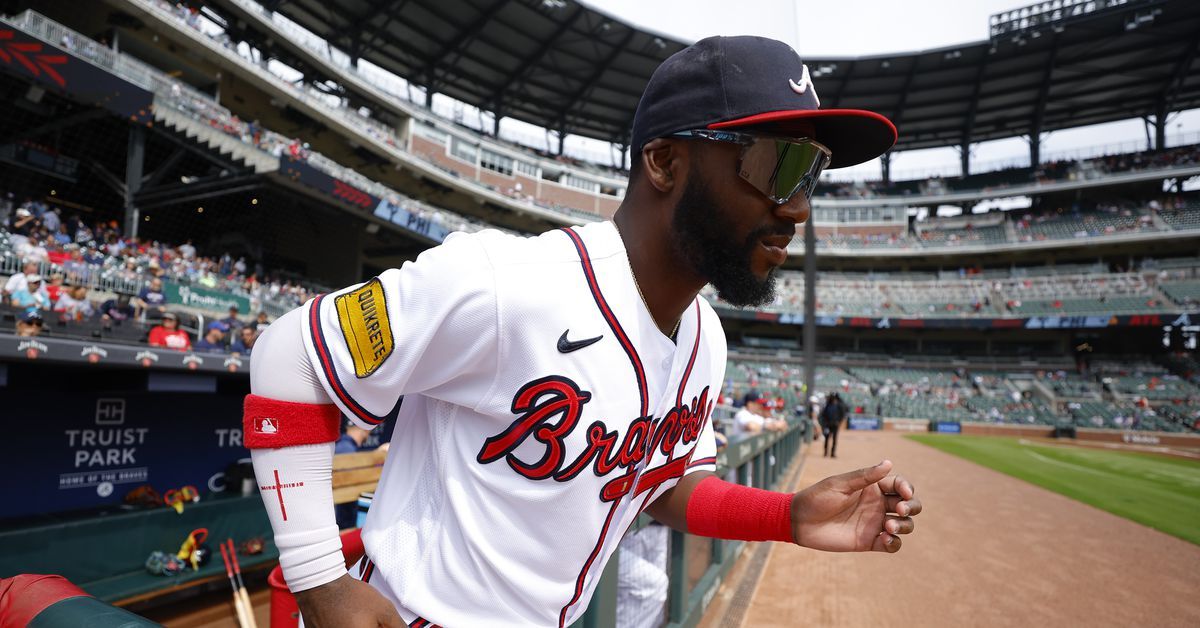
[671,129,831,204]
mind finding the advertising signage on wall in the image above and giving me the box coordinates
[0,392,247,519]
[0,23,154,121]
[724,308,1200,331]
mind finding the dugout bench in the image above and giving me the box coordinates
[0,448,387,612]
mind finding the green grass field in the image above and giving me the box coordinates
[908,435,1200,545]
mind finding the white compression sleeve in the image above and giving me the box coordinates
[248,305,347,592]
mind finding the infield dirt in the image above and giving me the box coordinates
[730,430,1200,628]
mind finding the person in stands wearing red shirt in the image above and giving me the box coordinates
[44,273,66,304]
[148,312,191,351]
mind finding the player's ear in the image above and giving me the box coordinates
[639,138,681,194]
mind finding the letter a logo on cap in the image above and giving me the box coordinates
[788,64,820,107]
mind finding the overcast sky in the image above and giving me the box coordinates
[573,0,1200,181]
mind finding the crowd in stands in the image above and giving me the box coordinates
[818,144,1200,200]
[37,5,502,242]
[722,356,1200,433]
[137,1,1200,230]
[704,253,1200,319]
[819,196,1199,251]
[0,192,330,352]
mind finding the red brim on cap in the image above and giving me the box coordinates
[709,109,897,169]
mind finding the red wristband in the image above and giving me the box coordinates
[243,394,341,448]
[685,476,794,543]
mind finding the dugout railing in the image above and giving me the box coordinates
[572,420,810,628]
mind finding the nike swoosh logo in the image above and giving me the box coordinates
[557,329,603,353]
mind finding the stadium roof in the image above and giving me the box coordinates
[251,0,1200,152]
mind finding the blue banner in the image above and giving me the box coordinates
[933,421,963,434]
[848,416,882,430]
[0,391,246,519]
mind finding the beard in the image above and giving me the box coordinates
[669,171,786,307]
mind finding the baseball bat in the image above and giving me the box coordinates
[227,539,259,628]
[219,542,251,628]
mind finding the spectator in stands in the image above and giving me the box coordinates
[220,304,244,331]
[248,310,270,332]
[194,321,228,353]
[733,390,786,438]
[148,312,191,351]
[15,310,43,337]
[2,261,37,299]
[134,277,168,319]
[44,273,66,303]
[10,208,36,237]
[53,285,94,321]
[99,295,135,322]
[41,208,60,235]
[230,325,256,356]
[333,419,389,528]
[10,275,51,310]
[820,393,848,458]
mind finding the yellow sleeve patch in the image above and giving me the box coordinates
[334,278,394,378]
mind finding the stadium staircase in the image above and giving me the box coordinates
[153,105,279,174]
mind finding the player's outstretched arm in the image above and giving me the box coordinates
[246,307,402,627]
[647,461,921,553]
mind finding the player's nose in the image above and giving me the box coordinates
[774,193,811,226]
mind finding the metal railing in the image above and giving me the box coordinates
[573,421,809,628]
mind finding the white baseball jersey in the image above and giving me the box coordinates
[301,221,725,627]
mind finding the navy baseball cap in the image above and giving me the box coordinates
[743,389,767,405]
[631,36,896,169]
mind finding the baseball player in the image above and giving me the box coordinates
[244,36,922,627]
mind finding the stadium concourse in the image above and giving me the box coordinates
[1,0,1199,626]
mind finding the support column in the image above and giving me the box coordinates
[1029,132,1041,169]
[1155,104,1168,150]
[803,216,817,413]
[124,126,145,239]
[881,152,892,185]
[555,128,565,156]
[959,141,970,177]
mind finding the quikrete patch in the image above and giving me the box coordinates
[335,278,394,378]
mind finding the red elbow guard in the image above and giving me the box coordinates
[243,394,341,448]
[685,476,794,543]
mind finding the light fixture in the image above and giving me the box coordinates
[197,207,204,213]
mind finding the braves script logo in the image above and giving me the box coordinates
[788,64,820,107]
[0,31,68,88]
[332,180,373,209]
[477,376,712,502]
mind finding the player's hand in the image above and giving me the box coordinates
[790,460,921,553]
[295,574,404,627]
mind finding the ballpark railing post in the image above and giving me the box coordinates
[668,528,688,622]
